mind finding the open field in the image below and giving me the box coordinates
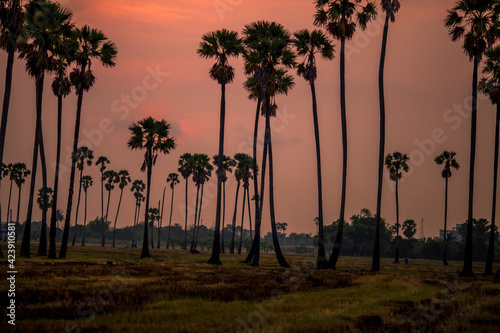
[1,244,500,332]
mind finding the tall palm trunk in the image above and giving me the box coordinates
[394,179,400,264]
[6,179,13,231]
[141,148,153,258]
[60,62,88,259]
[208,82,226,265]
[81,189,88,246]
[166,186,175,249]
[238,185,247,255]
[230,180,241,254]
[247,187,253,243]
[15,185,21,243]
[190,184,200,252]
[329,37,347,269]
[310,78,327,269]
[0,47,15,173]
[221,181,226,253]
[267,114,290,268]
[158,188,165,248]
[460,56,479,277]
[485,104,499,275]
[131,201,138,247]
[37,127,48,256]
[372,13,390,273]
[112,187,124,247]
[184,179,188,250]
[194,184,205,252]
[71,169,83,246]
[104,188,112,247]
[443,176,449,266]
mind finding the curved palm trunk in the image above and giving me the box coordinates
[394,179,400,264]
[158,187,166,248]
[71,169,84,246]
[208,82,226,265]
[238,185,247,255]
[166,186,175,249]
[141,149,153,258]
[310,79,327,269]
[230,180,241,254]
[443,176,449,266]
[37,126,48,256]
[194,184,205,252]
[60,63,87,259]
[112,188,124,247]
[485,104,500,275]
[0,48,15,174]
[221,181,226,253]
[460,57,479,277]
[372,13,390,273]
[329,37,348,269]
[190,184,200,252]
[267,115,290,268]
[103,189,112,247]
[247,187,253,243]
[81,189,88,246]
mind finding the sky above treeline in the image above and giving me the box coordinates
[0,0,497,239]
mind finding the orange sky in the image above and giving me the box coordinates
[0,0,497,239]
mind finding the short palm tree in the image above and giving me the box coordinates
[4,163,14,228]
[95,156,110,227]
[36,186,52,256]
[178,153,194,250]
[71,146,93,246]
[0,162,9,245]
[102,169,119,247]
[148,207,160,248]
[190,153,213,253]
[112,170,130,247]
[445,0,500,277]
[130,179,145,247]
[166,173,180,249]
[198,29,244,265]
[435,151,459,266]
[229,153,245,254]
[385,152,409,264]
[236,153,255,255]
[128,117,176,258]
[293,28,334,269]
[80,175,92,246]
[12,162,30,243]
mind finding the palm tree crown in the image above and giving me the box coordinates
[167,173,180,189]
[293,29,334,82]
[435,151,460,178]
[82,175,93,191]
[385,152,409,181]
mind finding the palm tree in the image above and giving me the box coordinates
[212,154,236,253]
[4,163,13,235]
[445,0,500,278]
[166,173,179,249]
[479,46,500,275]
[148,207,160,249]
[95,156,110,230]
[19,0,73,258]
[112,170,130,247]
[229,153,245,254]
[36,186,52,256]
[314,0,377,270]
[372,0,401,273]
[190,153,213,253]
[385,152,409,264]
[102,169,119,247]
[128,117,176,258]
[80,175,92,246]
[12,162,29,243]
[0,162,8,248]
[158,186,166,249]
[236,153,255,255]
[178,153,193,250]
[198,29,243,265]
[59,25,117,259]
[71,146,93,246]
[130,179,145,247]
[293,28,334,269]
[435,151,460,266]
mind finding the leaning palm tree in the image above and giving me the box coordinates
[385,152,409,264]
[112,170,130,247]
[372,0,401,273]
[435,151,460,266]
[445,0,500,277]
[178,153,194,250]
[314,0,377,270]
[198,29,244,265]
[80,175,92,246]
[102,169,119,247]
[36,186,52,256]
[292,28,334,269]
[12,162,29,243]
[130,179,145,247]
[59,25,117,259]
[71,146,93,246]
[166,172,180,249]
[128,117,176,258]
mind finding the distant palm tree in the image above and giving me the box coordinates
[293,28,334,269]
[445,0,500,278]
[198,29,243,265]
[36,186,52,256]
[130,179,145,247]
[0,162,8,250]
[4,163,13,232]
[112,170,130,247]
[435,151,460,266]
[372,0,401,273]
[59,25,117,259]
[178,153,194,250]
[166,173,180,249]
[71,146,93,246]
[229,154,245,254]
[212,154,236,253]
[128,117,176,258]
[314,0,377,270]
[190,153,213,253]
[95,156,110,230]
[236,153,255,255]
[12,162,29,243]
[148,207,160,249]
[102,169,119,247]
[385,152,409,264]
[80,175,92,246]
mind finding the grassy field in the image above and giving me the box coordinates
[1,244,499,332]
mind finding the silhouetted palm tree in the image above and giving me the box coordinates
[314,0,377,270]
[12,162,29,243]
[95,156,110,230]
[385,152,409,264]
[190,153,213,253]
[178,153,193,250]
[36,186,52,256]
[130,179,145,247]
[148,207,160,249]
[372,0,401,273]
[4,163,13,236]
[229,153,245,254]
[0,162,8,250]
[435,151,460,266]
[236,153,255,255]
[198,29,243,265]
[128,117,176,258]
[112,170,130,247]
[71,146,93,246]
[166,173,179,249]
[445,0,500,278]
[81,175,92,246]
[102,169,119,247]
[293,28,334,269]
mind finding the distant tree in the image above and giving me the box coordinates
[0,163,9,246]
[402,219,416,239]
[12,162,30,243]
[4,163,14,233]
[148,207,160,249]
[87,217,111,235]
[112,170,130,247]
[166,173,180,249]
[190,153,213,253]
[237,153,255,254]
[229,153,245,254]
[130,179,145,247]
[178,153,194,250]
[71,146,93,246]
[102,169,119,247]
[80,175,93,246]
[36,186,53,256]
[95,156,110,238]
